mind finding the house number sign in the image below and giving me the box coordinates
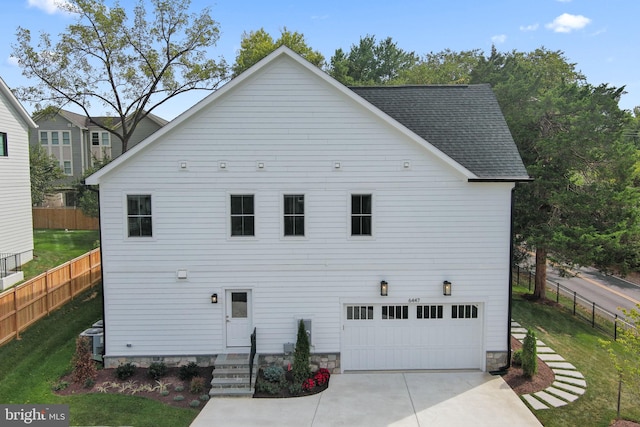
[407,298,421,303]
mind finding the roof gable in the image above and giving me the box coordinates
[86,47,527,184]
[0,77,37,129]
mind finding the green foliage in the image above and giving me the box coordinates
[263,365,285,383]
[72,336,98,385]
[114,363,136,380]
[398,49,482,85]
[172,395,184,402]
[232,27,324,77]
[255,378,284,395]
[293,320,311,383]
[328,35,417,85]
[174,385,185,392]
[189,376,205,394]
[512,349,523,366]
[178,362,199,381]
[74,156,111,218]
[51,380,69,391]
[147,362,167,380]
[13,0,227,153]
[199,394,210,402]
[189,400,200,408]
[287,381,302,396]
[522,329,538,378]
[29,143,65,205]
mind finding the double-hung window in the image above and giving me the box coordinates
[284,194,304,236]
[0,132,7,157]
[231,195,255,236]
[127,195,152,237]
[351,194,372,236]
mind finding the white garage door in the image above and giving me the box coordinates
[342,303,483,371]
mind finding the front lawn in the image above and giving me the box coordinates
[512,288,640,427]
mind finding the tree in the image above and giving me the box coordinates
[232,28,324,77]
[12,0,227,153]
[522,329,538,378]
[328,35,417,85]
[397,49,483,85]
[29,143,64,205]
[75,156,111,218]
[471,48,640,299]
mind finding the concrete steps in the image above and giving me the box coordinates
[209,353,258,398]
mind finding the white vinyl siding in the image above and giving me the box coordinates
[94,55,513,368]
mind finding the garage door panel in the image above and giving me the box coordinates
[342,303,482,371]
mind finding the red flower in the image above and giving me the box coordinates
[314,368,331,386]
[302,378,316,391]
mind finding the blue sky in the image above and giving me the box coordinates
[1,0,638,120]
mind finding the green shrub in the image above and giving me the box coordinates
[72,336,98,385]
[189,400,201,408]
[263,365,285,383]
[256,378,283,395]
[522,329,538,378]
[190,376,206,394]
[293,320,311,383]
[173,395,185,401]
[179,362,200,381]
[160,390,170,396]
[115,363,136,380]
[512,349,523,366]
[174,385,185,392]
[148,362,168,380]
[51,380,69,391]
[288,381,302,396]
[199,394,210,402]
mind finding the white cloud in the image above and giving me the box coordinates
[520,23,539,32]
[546,13,591,33]
[27,0,70,14]
[7,56,20,67]
[491,34,507,44]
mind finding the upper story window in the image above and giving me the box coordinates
[39,131,73,175]
[230,195,255,236]
[351,194,372,236]
[62,132,70,145]
[127,195,152,237]
[284,194,304,236]
[0,133,7,157]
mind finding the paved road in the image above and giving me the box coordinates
[545,265,640,321]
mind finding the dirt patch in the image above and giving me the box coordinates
[501,337,555,395]
[54,366,213,410]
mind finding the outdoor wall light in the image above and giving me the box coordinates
[380,280,388,296]
[443,281,452,296]
[211,293,218,304]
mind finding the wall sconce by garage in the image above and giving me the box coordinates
[443,280,452,296]
[211,293,218,304]
[380,280,388,296]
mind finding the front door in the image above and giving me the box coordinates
[226,290,252,347]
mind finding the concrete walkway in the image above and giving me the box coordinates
[190,371,542,427]
[511,320,587,410]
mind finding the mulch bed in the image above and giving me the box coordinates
[54,366,213,410]
[253,368,329,398]
[501,336,555,395]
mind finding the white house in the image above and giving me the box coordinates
[86,47,529,373]
[0,76,37,290]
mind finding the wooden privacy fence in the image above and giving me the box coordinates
[32,207,99,230]
[0,248,101,346]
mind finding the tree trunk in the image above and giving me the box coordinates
[533,246,547,300]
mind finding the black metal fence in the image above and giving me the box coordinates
[0,253,21,279]
[513,265,634,340]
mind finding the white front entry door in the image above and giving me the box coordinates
[226,290,252,347]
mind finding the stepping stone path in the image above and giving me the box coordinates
[511,320,587,410]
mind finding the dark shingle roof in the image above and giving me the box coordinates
[350,84,529,180]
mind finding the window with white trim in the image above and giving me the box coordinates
[91,131,111,163]
[382,305,408,320]
[346,305,374,320]
[351,194,372,236]
[127,195,152,237]
[451,304,478,319]
[39,130,73,175]
[417,305,444,319]
[0,132,7,157]
[284,194,304,236]
[230,195,255,236]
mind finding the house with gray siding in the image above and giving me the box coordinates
[0,76,37,289]
[86,47,529,373]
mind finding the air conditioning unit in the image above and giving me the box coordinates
[79,327,104,362]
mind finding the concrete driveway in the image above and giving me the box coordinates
[190,371,542,427]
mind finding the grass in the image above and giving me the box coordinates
[21,229,100,280]
[0,287,199,427]
[512,286,640,427]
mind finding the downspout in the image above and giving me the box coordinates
[491,185,515,375]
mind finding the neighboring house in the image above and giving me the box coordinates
[86,47,529,372]
[30,108,167,206]
[0,76,37,290]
